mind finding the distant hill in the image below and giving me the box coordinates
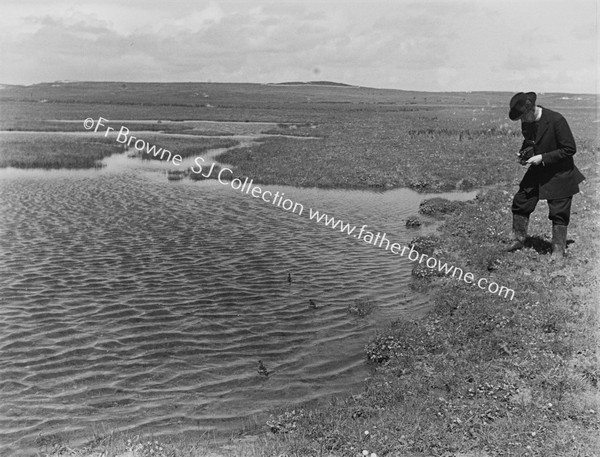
[271,81,356,87]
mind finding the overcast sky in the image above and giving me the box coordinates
[0,0,597,93]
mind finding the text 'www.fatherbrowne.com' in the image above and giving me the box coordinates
[307,208,516,301]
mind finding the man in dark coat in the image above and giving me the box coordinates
[507,92,585,257]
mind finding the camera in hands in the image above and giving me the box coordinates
[518,140,536,165]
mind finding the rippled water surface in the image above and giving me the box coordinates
[0,151,476,454]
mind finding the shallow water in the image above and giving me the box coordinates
[0,146,476,455]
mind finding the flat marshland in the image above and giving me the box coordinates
[0,82,598,456]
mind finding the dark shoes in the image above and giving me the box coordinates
[507,214,529,252]
[551,224,568,258]
[506,215,568,258]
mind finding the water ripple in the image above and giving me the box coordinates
[0,161,475,455]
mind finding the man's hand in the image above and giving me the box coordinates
[517,145,535,165]
[526,154,543,166]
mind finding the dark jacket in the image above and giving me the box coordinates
[519,106,585,200]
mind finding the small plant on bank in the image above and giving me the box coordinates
[409,234,440,255]
[405,216,422,227]
[365,333,403,364]
[125,438,174,457]
[419,197,464,216]
[266,408,306,433]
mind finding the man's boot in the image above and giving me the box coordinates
[507,214,529,252]
[551,224,568,258]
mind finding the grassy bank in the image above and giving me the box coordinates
[243,169,599,456]
[0,134,239,169]
[215,122,519,191]
[0,136,124,169]
[127,135,240,161]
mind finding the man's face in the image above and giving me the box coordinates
[519,105,537,123]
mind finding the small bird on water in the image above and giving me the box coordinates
[308,299,317,309]
[287,273,292,283]
[258,360,269,377]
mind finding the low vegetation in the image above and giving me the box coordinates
[0,136,123,169]
[131,136,239,161]
[418,197,464,216]
[0,133,239,169]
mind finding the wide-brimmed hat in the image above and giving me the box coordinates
[509,92,537,120]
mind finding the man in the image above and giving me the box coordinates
[507,92,585,257]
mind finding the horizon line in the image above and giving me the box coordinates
[0,80,597,96]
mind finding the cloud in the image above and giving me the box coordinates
[0,0,596,93]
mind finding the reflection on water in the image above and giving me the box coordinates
[0,153,476,455]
